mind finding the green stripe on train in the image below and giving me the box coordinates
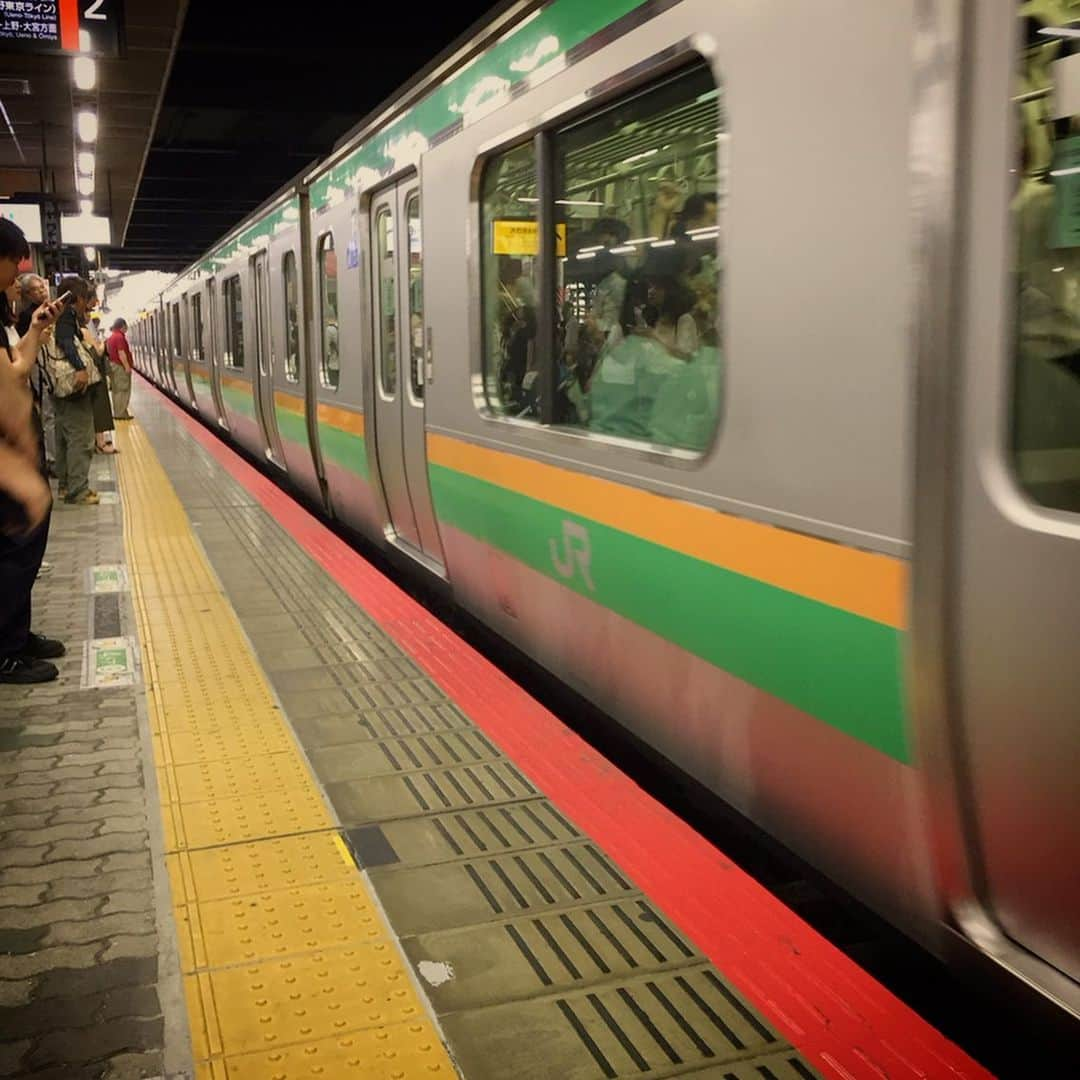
[316,422,369,478]
[430,463,910,764]
[215,381,369,476]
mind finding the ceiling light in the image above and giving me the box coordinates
[73,56,96,91]
[77,150,94,176]
[77,173,94,196]
[79,199,92,214]
[76,110,98,143]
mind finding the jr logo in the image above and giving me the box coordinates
[549,520,596,592]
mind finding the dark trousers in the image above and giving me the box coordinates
[0,501,50,659]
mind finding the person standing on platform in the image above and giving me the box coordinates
[85,304,117,455]
[106,317,133,420]
[16,273,55,475]
[52,276,99,505]
[0,217,66,684]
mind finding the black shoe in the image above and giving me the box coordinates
[0,656,59,684]
[21,633,66,660]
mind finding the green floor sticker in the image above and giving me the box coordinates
[89,564,129,594]
[82,636,138,689]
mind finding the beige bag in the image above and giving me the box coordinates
[43,334,99,398]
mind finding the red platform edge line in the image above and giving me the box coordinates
[152,387,993,1080]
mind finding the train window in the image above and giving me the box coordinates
[171,303,182,359]
[283,250,300,383]
[223,275,244,369]
[480,140,539,418]
[406,194,424,399]
[476,62,724,449]
[181,296,190,360]
[318,233,339,389]
[375,206,397,395]
[191,293,204,362]
[1012,16,1080,513]
[555,63,722,452]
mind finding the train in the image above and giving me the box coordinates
[126,0,1080,1025]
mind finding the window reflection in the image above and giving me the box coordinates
[1013,6,1080,511]
[319,234,339,389]
[478,61,724,453]
[283,251,300,383]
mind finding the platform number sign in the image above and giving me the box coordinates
[0,0,124,58]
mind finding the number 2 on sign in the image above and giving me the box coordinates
[85,0,107,20]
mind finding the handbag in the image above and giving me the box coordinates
[43,333,99,398]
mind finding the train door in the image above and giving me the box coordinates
[252,251,285,467]
[938,1,1080,996]
[180,294,196,407]
[206,278,229,429]
[368,178,445,569]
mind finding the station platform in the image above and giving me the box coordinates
[0,379,997,1080]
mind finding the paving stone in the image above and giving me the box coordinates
[49,798,147,826]
[92,818,148,839]
[48,871,153,903]
[0,844,51,871]
[102,1050,166,1080]
[25,1016,164,1072]
[0,943,99,979]
[32,957,157,1001]
[0,1039,31,1076]
[0,884,48,909]
[49,833,148,865]
[0,753,62,777]
[1,790,117,817]
[2,858,106,885]
[0,822,100,847]
[99,853,151,876]
[0,898,101,930]
[47,911,155,947]
[97,934,158,964]
[50,774,144,797]
[0,983,160,1040]
[0,977,33,1007]
[97,892,152,917]
[1,780,57,803]
[30,765,100,785]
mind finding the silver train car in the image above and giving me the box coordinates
[128,0,1080,1022]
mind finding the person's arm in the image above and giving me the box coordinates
[120,335,132,373]
[8,300,63,379]
[0,360,50,531]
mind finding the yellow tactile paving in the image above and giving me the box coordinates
[195,1020,454,1080]
[169,753,316,804]
[187,946,427,1059]
[167,834,360,907]
[163,787,334,851]
[115,420,457,1079]
[177,882,389,970]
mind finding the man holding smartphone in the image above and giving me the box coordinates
[52,276,98,505]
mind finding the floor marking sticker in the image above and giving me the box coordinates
[82,635,138,689]
[89,564,129,593]
[97,491,119,505]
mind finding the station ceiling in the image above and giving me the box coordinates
[0,0,185,255]
[114,0,498,271]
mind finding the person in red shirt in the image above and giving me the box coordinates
[106,318,133,420]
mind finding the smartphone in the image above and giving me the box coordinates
[54,291,72,306]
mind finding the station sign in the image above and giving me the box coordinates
[0,0,124,58]
[0,202,43,243]
[492,219,567,258]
